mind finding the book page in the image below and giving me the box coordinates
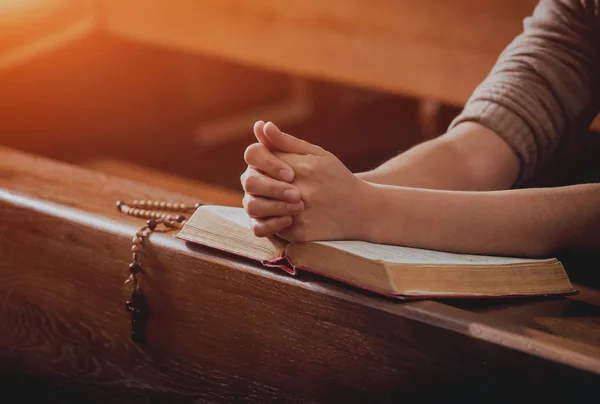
[314,240,555,266]
[205,205,252,227]
[177,206,285,262]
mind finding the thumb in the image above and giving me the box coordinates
[262,121,326,156]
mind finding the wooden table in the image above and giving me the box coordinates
[0,146,599,403]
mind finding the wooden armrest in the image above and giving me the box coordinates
[0,146,598,402]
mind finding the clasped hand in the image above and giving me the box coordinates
[240,121,371,242]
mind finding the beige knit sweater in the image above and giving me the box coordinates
[449,0,599,183]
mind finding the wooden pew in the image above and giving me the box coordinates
[99,0,600,132]
[1,146,599,402]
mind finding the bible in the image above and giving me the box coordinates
[176,205,576,299]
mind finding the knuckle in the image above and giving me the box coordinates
[242,172,258,190]
[246,197,259,214]
[298,161,314,176]
[250,220,264,236]
[240,170,250,188]
[244,143,264,164]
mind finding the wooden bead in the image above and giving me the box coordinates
[166,202,173,210]
[159,201,166,208]
[132,236,142,245]
[139,209,146,217]
[194,203,201,209]
[179,203,187,210]
[116,201,124,211]
[129,263,142,274]
[146,219,157,230]
[132,245,142,253]
[136,230,144,237]
[133,200,139,206]
[175,215,185,223]
[138,201,146,207]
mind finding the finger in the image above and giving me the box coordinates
[253,120,275,150]
[262,121,327,156]
[250,216,293,238]
[243,194,304,218]
[244,142,295,182]
[240,167,302,203]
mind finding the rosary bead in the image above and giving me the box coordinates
[179,203,187,210]
[132,236,142,245]
[146,219,157,230]
[166,202,173,210]
[129,263,143,274]
[159,201,166,208]
[138,200,146,207]
[132,245,142,253]
[132,200,139,206]
[194,203,201,209]
[175,215,185,223]
[116,201,124,211]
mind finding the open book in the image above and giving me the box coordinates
[176,205,575,299]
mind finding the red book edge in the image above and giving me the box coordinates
[179,237,578,300]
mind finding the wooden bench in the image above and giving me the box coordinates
[0,146,599,402]
[4,0,600,132]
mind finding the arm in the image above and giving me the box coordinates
[361,183,600,257]
[355,122,519,191]
[242,123,600,256]
[360,0,598,189]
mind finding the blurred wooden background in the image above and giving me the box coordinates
[0,0,563,191]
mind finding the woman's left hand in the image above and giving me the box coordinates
[243,121,373,242]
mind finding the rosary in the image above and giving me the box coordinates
[116,199,202,344]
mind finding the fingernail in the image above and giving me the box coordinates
[279,169,294,182]
[287,202,304,212]
[283,189,301,202]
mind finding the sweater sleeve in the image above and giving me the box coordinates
[449,0,599,183]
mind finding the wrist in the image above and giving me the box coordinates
[352,180,384,242]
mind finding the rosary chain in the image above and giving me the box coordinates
[116,199,202,344]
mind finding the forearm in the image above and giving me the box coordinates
[361,183,600,257]
[356,123,519,191]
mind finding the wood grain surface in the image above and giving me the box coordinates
[0,146,599,403]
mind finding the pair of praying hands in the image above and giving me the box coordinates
[240,121,372,242]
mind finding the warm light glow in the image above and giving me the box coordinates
[0,0,96,70]
[0,0,47,12]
